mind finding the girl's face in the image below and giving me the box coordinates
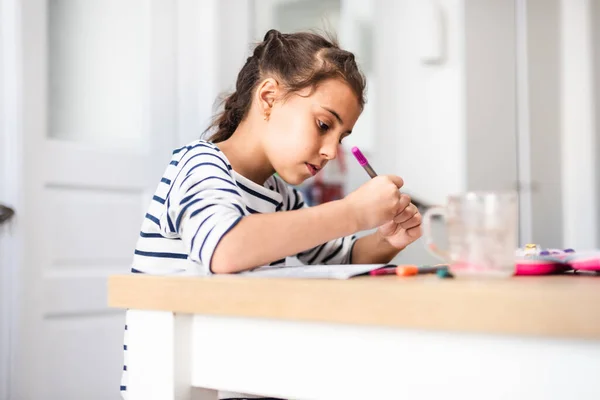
[262,78,362,186]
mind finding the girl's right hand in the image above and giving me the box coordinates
[343,175,406,231]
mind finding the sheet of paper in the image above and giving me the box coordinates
[239,264,388,279]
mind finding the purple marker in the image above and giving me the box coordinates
[351,146,378,178]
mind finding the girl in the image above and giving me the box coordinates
[122,29,421,399]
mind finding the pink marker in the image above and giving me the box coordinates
[351,146,378,178]
[369,266,397,276]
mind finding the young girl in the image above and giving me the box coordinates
[122,29,421,399]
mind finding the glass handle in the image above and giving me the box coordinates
[0,204,15,225]
[422,206,450,262]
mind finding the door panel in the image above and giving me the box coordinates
[13,0,176,398]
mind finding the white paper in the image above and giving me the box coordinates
[239,264,388,279]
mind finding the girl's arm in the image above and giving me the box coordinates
[349,201,423,264]
[169,145,405,274]
[211,174,410,273]
[349,231,402,264]
[211,199,358,273]
[208,174,407,273]
[213,175,416,273]
[213,176,416,273]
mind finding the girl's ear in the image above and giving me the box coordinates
[256,78,279,119]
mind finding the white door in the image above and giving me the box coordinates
[1,0,181,398]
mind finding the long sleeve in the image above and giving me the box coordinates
[160,142,246,273]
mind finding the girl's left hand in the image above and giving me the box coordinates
[377,195,423,250]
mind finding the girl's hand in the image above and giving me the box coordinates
[377,196,422,250]
[343,175,405,231]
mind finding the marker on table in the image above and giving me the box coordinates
[368,264,450,277]
[396,264,449,277]
[351,146,378,178]
[369,265,397,276]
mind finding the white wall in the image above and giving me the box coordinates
[516,0,600,250]
[560,0,598,249]
[525,0,599,250]
[371,0,521,263]
[595,0,600,244]
[374,0,467,207]
[253,0,341,41]
[217,0,253,94]
[339,0,376,155]
[464,0,518,193]
[176,0,251,145]
[527,0,563,248]
[176,0,219,145]
[371,0,468,265]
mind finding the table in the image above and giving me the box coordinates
[109,274,600,400]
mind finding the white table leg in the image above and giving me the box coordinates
[125,310,218,400]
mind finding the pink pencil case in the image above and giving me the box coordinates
[563,251,600,271]
[515,250,600,275]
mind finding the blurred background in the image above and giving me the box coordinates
[0,0,599,398]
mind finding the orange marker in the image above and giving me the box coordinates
[396,265,419,276]
[396,264,448,276]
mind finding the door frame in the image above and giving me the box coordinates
[0,0,22,397]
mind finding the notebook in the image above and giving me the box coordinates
[239,264,389,279]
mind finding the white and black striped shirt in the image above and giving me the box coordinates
[132,139,357,275]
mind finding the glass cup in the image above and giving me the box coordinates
[422,191,518,278]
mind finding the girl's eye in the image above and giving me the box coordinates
[317,120,329,131]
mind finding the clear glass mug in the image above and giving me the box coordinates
[422,191,519,278]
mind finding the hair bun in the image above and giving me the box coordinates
[263,29,282,42]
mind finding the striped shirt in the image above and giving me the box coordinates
[121,139,356,398]
[131,139,356,275]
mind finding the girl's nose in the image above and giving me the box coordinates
[320,137,338,160]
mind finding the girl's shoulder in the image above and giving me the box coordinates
[169,139,233,183]
[171,139,231,167]
[171,139,223,158]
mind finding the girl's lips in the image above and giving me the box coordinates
[305,163,321,176]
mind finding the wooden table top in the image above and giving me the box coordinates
[108,273,600,340]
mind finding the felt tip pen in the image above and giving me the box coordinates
[351,146,378,178]
[369,265,397,276]
[396,264,449,277]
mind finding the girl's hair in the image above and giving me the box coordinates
[206,29,366,143]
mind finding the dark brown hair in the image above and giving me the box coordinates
[205,29,366,143]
